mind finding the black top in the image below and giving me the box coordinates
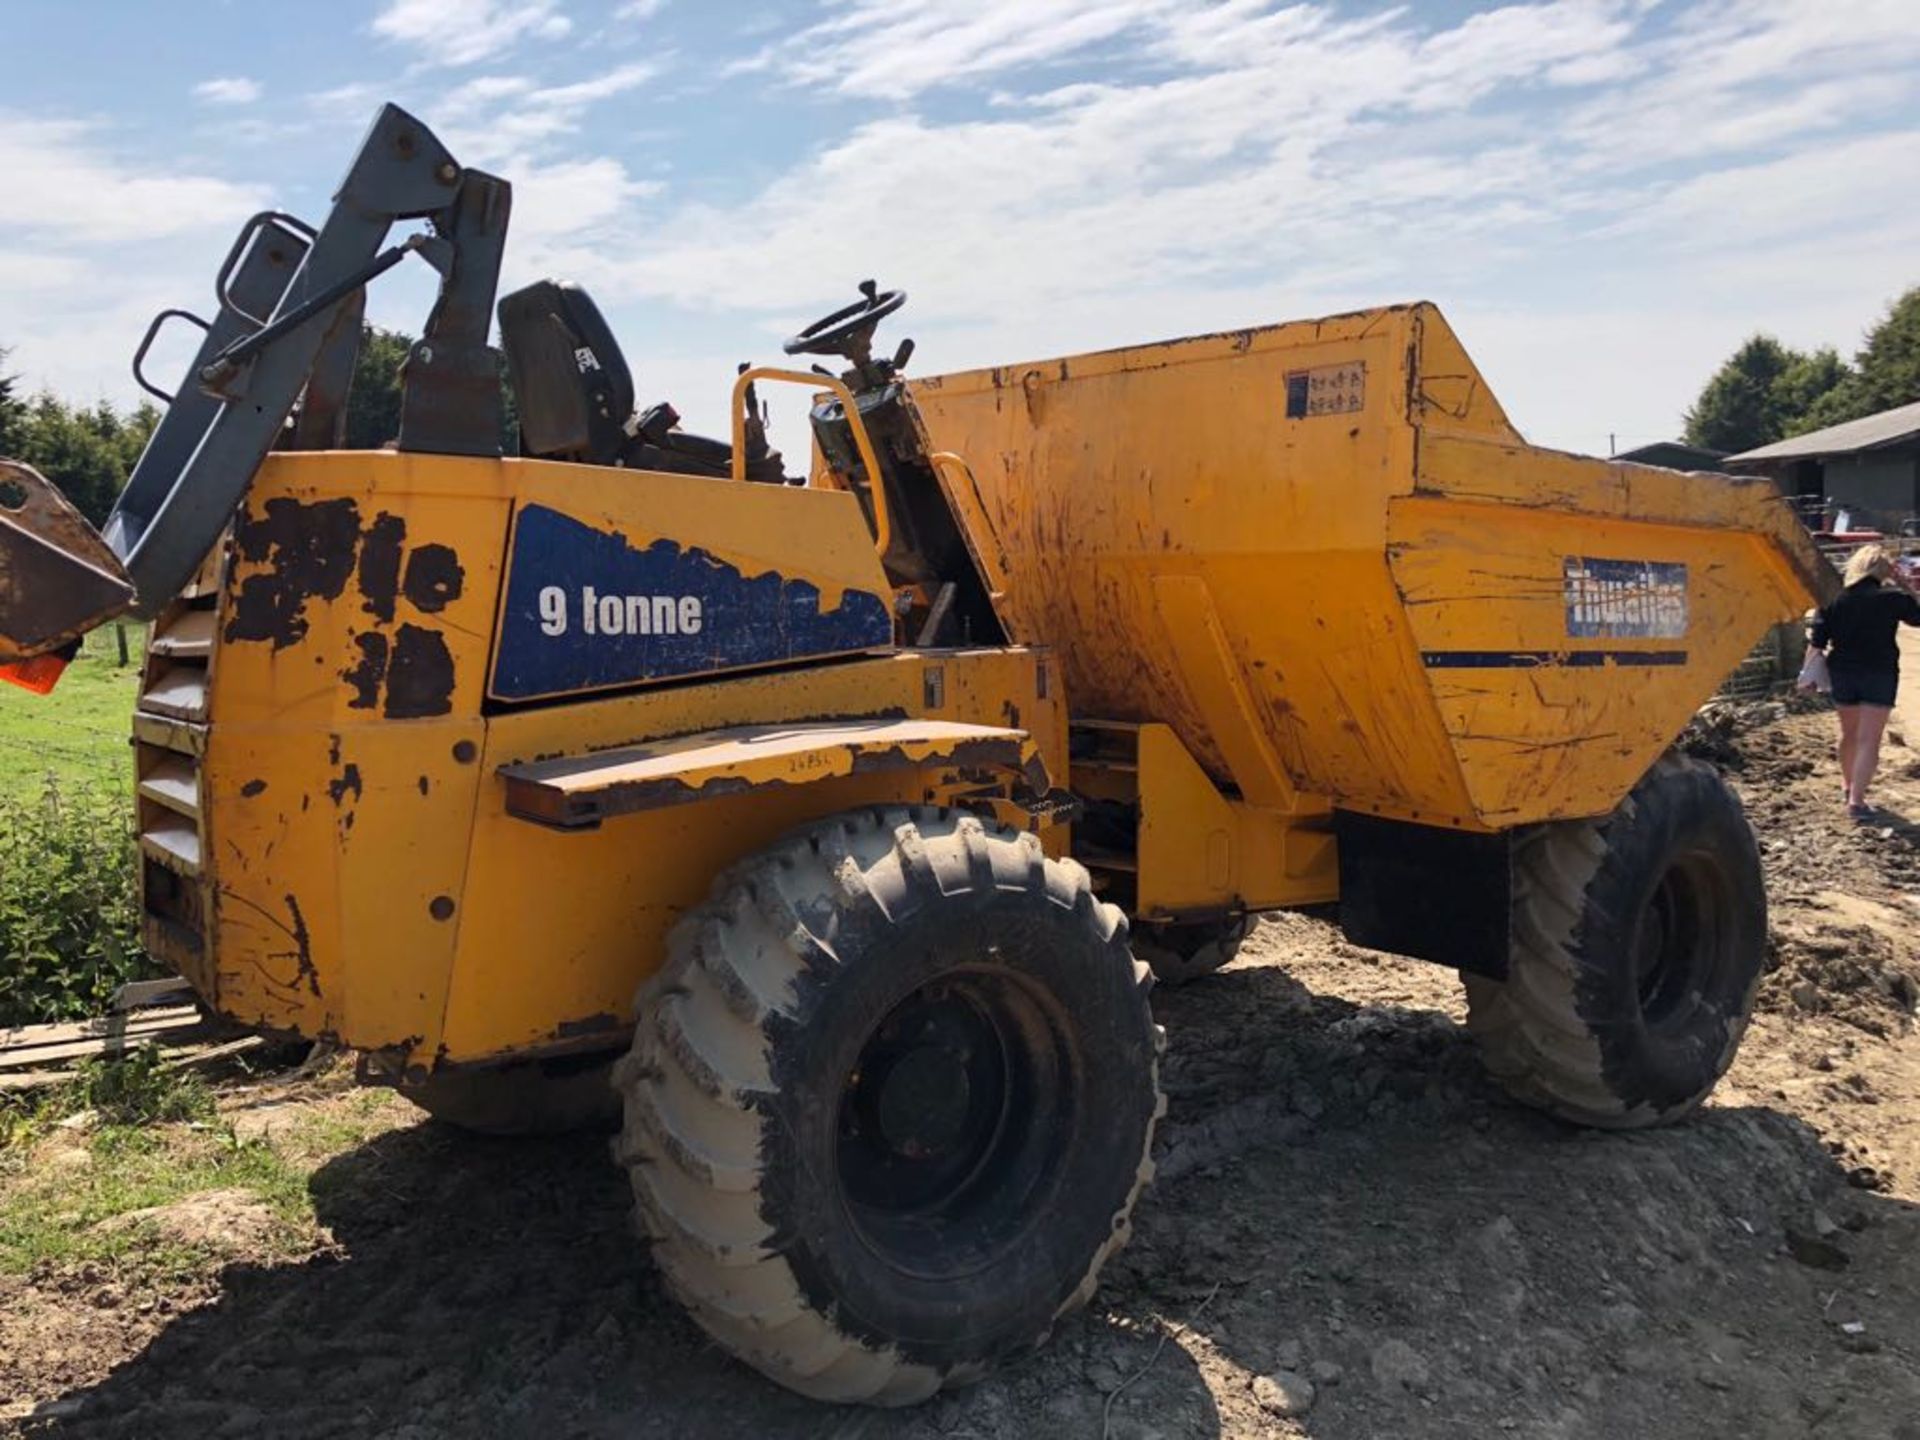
[1812,577,1920,675]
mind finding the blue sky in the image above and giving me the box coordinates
[2,0,1917,459]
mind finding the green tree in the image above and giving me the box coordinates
[1854,285,1920,411]
[1682,335,1806,452]
[341,323,517,452]
[0,346,23,457]
[1772,347,1851,435]
[345,324,414,449]
[5,392,158,527]
[498,347,520,454]
[1798,285,1920,433]
[13,395,125,526]
[117,402,162,476]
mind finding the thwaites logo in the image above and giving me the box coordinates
[1563,557,1689,639]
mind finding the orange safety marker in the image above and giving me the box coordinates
[0,652,71,695]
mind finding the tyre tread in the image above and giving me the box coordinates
[613,806,1160,1405]
[1465,754,1762,1130]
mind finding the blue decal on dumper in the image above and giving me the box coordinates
[491,504,893,699]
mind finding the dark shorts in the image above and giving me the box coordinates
[1830,666,1898,708]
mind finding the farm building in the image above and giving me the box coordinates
[1727,400,1920,534]
[1615,441,1729,472]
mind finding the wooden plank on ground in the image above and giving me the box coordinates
[157,1036,263,1071]
[0,1007,209,1070]
[0,1036,255,1094]
[0,1004,202,1050]
[109,977,196,1012]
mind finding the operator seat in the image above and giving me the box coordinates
[497,280,635,466]
[496,279,789,481]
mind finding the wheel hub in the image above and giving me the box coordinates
[875,1044,973,1158]
[1634,854,1727,1030]
[835,969,1067,1279]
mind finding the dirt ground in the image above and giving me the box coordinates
[5,690,1920,1439]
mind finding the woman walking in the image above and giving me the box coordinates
[1810,543,1920,819]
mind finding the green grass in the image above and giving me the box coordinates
[0,1123,310,1285]
[0,774,147,1026]
[0,626,148,1025]
[0,625,144,799]
[0,1059,406,1287]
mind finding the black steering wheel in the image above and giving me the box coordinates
[784,280,906,359]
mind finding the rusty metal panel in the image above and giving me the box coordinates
[1386,480,1813,826]
[500,717,1030,828]
[0,459,134,666]
[173,444,1067,1075]
[443,647,1063,1066]
[911,302,1826,832]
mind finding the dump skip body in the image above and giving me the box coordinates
[913,302,1828,832]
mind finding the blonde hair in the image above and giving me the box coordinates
[1843,543,1895,587]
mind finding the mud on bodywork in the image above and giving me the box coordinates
[224,495,463,720]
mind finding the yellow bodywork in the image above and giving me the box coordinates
[912,302,1827,912]
[135,451,1063,1072]
[129,300,1827,1068]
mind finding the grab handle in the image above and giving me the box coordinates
[131,310,212,404]
[214,211,318,325]
[730,366,893,561]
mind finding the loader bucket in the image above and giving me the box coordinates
[0,459,134,689]
[911,302,1834,831]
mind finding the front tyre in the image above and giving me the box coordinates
[614,807,1163,1405]
[1465,755,1767,1129]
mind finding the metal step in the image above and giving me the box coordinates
[141,818,203,875]
[149,607,215,658]
[137,755,201,819]
[140,663,210,721]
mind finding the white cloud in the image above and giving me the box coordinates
[0,117,265,240]
[592,6,1628,318]
[0,250,88,293]
[532,61,657,107]
[615,0,667,17]
[193,77,262,106]
[528,0,1920,457]
[1603,129,1920,250]
[0,117,270,407]
[503,156,664,275]
[14,0,1920,467]
[371,0,573,68]
[431,61,659,159]
[735,0,1180,99]
[307,82,379,117]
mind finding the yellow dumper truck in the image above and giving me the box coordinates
[0,106,1832,1404]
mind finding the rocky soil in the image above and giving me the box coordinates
[5,704,1919,1440]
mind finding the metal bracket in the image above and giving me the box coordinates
[399,171,512,457]
[102,103,506,616]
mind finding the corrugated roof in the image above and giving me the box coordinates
[1727,399,1920,462]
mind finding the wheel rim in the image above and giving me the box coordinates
[835,968,1070,1281]
[1632,850,1734,1032]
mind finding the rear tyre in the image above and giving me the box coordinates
[1130,915,1253,985]
[614,807,1163,1405]
[397,1055,620,1136]
[1464,755,1766,1129]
